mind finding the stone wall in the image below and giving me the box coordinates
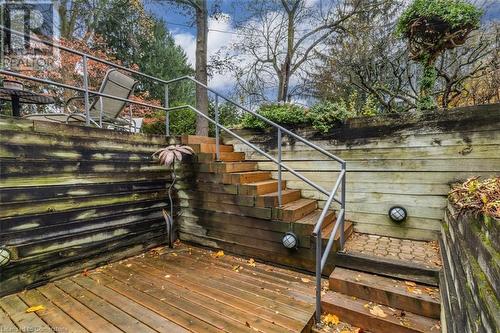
[440,203,499,332]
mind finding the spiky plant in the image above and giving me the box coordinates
[153,145,195,247]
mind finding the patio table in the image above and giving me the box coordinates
[0,80,55,117]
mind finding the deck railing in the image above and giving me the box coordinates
[0,25,346,325]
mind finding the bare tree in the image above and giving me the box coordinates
[310,1,418,112]
[311,4,498,112]
[227,0,379,103]
[435,23,500,108]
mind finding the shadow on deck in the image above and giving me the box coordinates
[0,243,318,333]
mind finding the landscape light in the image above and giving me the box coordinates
[282,232,299,249]
[0,247,11,267]
[388,206,407,223]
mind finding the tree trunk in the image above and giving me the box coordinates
[195,0,209,136]
[277,7,295,102]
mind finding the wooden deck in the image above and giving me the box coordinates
[0,244,318,332]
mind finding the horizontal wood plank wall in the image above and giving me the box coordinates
[0,117,173,296]
[223,105,500,241]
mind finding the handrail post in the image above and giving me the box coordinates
[339,162,347,250]
[315,232,322,324]
[215,95,220,161]
[98,97,103,128]
[129,104,133,132]
[164,85,170,137]
[82,55,90,126]
[277,128,282,207]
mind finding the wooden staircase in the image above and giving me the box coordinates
[319,267,441,333]
[178,135,352,255]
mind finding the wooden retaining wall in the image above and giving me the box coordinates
[224,104,500,241]
[0,117,173,296]
[440,204,499,332]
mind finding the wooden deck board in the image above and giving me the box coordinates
[0,243,317,333]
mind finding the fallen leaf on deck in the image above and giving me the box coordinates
[301,278,311,283]
[322,313,340,326]
[247,258,256,267]
[26,305,45,313]
[369,305,387,318]
[126,264,132,267]
[404,281,416,287]
[406,286,422,295]
[171,253,178,257]
[245,321,251,328]
[340,329,361,333]
[212,250,224,258]
[400,318,411,327]
[232,265,242,272]
[164,275,171,278]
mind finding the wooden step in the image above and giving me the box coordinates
[321,221,353,242]
[239,180,287,196]
[294,209,336,234]
[332,252,440,286]
[321,291,440,333]
[224,171,272,185]
[329,268,440,319]
[273,198,317,222]
[181,135,216,145]
[255,189,301,208]
[197,152,246,162]
[190,143,234,153]
[198,161,257,173]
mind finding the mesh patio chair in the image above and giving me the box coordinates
[24,69,139,132]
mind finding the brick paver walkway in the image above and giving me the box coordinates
[344,232,442,269]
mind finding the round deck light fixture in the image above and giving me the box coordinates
[0,247,11,267]
[282,232,298,249]
[388,206,407,223]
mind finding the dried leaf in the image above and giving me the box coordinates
[212,250,224,258]
[369,305,387,318]
[322,313,340,326]
[404,281,417,287]
[301,277,311,283]
[26,305,45,313]
[247,258,256,267]
[406,286,422,295]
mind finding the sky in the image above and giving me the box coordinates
[145,0,500,96]
[145,0,258,93]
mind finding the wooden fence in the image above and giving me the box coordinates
[224,104,500,241]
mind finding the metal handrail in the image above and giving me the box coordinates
[0,25,346,326]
